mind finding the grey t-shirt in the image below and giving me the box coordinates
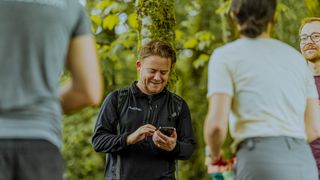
[0,0,91,148]
[208,38,317,150]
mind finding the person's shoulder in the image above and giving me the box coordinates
[167,91,187,105]
[170,92,183,100]
[118,85,132,92]
[210,39,244,61]
[107,90,118,98]
[100,90,117,106]
[110,84,133,99]
[63,0,85,11]
[269,39,304,58]
[213,39,241,53]
[267,38,297,51]
[107,86,129,98]
[66,0,83,6]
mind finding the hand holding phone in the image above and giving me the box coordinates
[158,127,174,136]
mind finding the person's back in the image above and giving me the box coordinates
[0,1,103,179]
[204,0,320,180]
[0,0,88,148]
[210,38,312,146]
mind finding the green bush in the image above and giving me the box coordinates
[63,107,105,180]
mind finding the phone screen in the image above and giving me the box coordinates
[159,127,174,136]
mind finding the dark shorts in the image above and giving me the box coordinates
[236,136,318,180]
[0,139,64,180]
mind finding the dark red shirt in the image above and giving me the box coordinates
[311,76,320,179]
[314,76,320,95]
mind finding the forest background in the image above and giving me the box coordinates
[62,0,320,179]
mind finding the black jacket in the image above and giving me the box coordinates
[92,82,196,180]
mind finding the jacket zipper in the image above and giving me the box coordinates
[146,96,153,124]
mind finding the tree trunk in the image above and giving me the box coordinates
[136,0,176,47]
[136,0,177,89]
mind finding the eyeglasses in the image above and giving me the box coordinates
[300,32,320,44]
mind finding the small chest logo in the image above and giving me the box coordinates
[128,106,142,112]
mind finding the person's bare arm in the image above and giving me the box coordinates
[60,35,103,113]
[204,93,232,160]
[305,98,320,142]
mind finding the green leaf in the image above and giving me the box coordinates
[98,0,111,10]
[128,13,138,29]
[196,31,214,41]
[175,29,184,40]
[103,14,120,30]
[192,54,209,69]
[91,15,102,26]
[183,38,198,49]
[216,0,231,15]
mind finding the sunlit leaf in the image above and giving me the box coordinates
[98,0,111,10]
[216,0,231,15]
[128,13,138,29]
[175,29,184,40]
[91,15,102,26]
[192,54,209,69]
[183,38,198,49]
[103,14,120,30]
[196,31,214,41]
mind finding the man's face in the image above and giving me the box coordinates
[300,21,320,63]
[136,55,171,95]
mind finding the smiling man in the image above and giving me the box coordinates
[300,18,320,75]
[92,40,196,180]
[300,17,320,180]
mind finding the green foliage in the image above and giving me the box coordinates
[128,13,138,29]
[273,1,306,48]
[63,108,104,180]
[63,1,139,179]
[304,0,320,17]
[91,0,138,91]
[103,14,120,30]
[62,0,315,180]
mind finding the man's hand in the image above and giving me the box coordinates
[152,128,177,151]
[126,124,156,145]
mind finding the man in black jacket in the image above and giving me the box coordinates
[92,40,196,180]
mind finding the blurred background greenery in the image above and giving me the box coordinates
[62,0,320,179]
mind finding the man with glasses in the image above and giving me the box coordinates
[300,17,320,179]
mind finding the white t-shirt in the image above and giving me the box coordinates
[207,37,318,149]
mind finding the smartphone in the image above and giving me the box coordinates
[158,127,174,136]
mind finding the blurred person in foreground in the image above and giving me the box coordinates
[300,17,320,179]
[92,40,196,180]
[204,0,320,179]
[0,1,103,180]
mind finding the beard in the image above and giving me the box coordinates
[305,53,320,63]
[302,44,320,63]
[307,57,320,63]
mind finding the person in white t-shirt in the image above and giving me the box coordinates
[204,0,320,179]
